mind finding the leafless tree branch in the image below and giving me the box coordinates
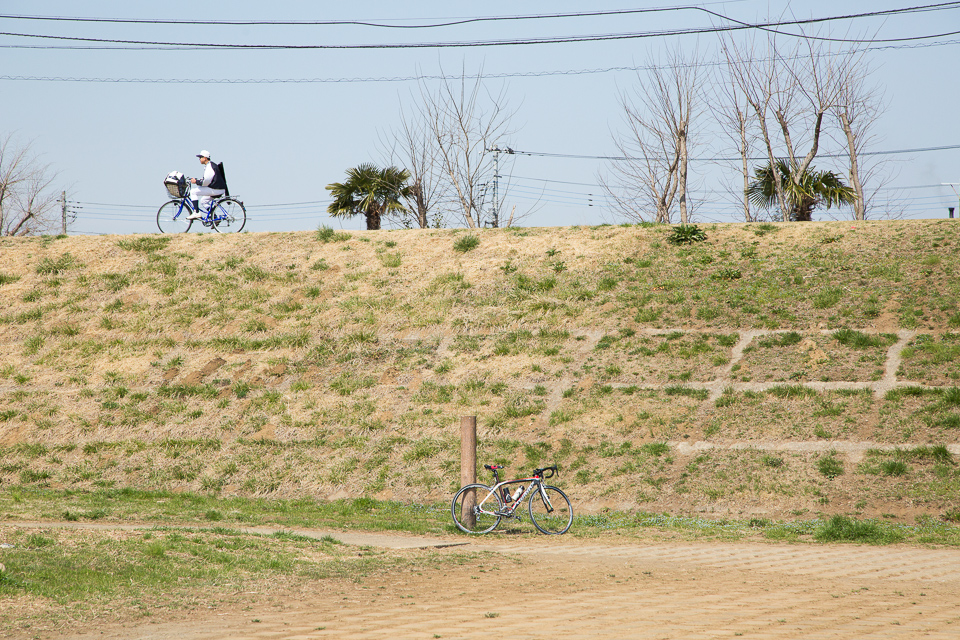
[603,47,703,224]
[0,134,61,236]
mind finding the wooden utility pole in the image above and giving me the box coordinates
[460,416,477,529]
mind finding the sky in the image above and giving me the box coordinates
[2,1,959,235]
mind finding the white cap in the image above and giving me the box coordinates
[197,150,211,158]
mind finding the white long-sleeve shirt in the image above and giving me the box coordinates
[199,161,216,187]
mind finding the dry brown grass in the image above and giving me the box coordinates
[1,220,959,521]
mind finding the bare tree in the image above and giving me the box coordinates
[417,67,514,228]
[777,36,849,204]
[721,32,867,222]
[603,47,703,224]
[714,56,757,221]
[381,103,444,228]
[720,34,791,221]
[833,50,883,220]
[0,134,60,236]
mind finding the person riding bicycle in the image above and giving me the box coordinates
[187,150,227,219]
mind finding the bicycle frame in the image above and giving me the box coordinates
[482,478,539,516]
[168,196,230,225]
[452,463,571,535]
[477,466,558,517]
[169,198,192,221]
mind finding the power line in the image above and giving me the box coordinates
[0,4,759,29]
[72,182,958,215]
[2,4,959,50]
[4,36,959,83]
[504,143,960,163]
[0,67,671,83]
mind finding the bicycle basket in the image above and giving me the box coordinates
[164,171,187,198]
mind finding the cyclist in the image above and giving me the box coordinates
[187,150,227,219]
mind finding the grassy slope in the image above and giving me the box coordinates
[1,220,959,522]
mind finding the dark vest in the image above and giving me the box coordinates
[209,162,228,194]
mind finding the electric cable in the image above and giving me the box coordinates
[2,37,958,81]
[505,143,960,163]
[0,3,776,29]
[1,3,959,50]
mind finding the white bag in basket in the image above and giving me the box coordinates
[164,171,187,198]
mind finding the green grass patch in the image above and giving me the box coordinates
[316,225,352,243]
[814,515,904,544]
[35,253,81,275]
[664,386,709,400]
[0,523,433,627]
[453,234,480,253]
[117,237,171,252]
[757,332,802,348]
[667,224,707,245]
[812,287,843,309]
[816,454,844,479]
[157,384,219,400]
[329,373,377,396]
[379,251,402,268]
[767,385,817,399]
[205,332,310,351]
[832,329,894,349]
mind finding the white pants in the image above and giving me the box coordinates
[190,184,226,212]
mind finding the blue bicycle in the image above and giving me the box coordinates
[157,172,246,233]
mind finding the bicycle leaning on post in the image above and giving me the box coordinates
[157,171,246,233]
[451,464,573,535]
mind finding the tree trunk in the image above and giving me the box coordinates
[365,207,382,230]
[839,112,865,220]
[410,181,429,228]
[754,113,790,222]
[677,126,689,224]
[738,112,752,222]
[792,197,816,222]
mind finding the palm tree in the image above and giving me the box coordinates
[746,159,856,222]
[326,164,412,230]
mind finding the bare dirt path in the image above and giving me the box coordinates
[60,536,960,640]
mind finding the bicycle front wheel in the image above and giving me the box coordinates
[451,484,501,534]
[529,485,572,535]
[211,198,246,233]
[157,200,193,233]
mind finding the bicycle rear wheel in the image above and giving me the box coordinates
[529,485,572,535]
[451,484,501,534]
[210,197,246,233]
[157,200,193,233]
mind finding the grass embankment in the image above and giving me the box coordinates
[1,220,959,523]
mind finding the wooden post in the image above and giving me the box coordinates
[460,416,477,529]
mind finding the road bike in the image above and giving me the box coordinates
[157,173,246,233]
[451,464,573,535]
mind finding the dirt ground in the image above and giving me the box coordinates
[56,535,960,640]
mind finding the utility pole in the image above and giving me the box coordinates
[59,192,79,234]
[485,146,514,228]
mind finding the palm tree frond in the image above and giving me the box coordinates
[325,164,412,229]
[745,159,855,221]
